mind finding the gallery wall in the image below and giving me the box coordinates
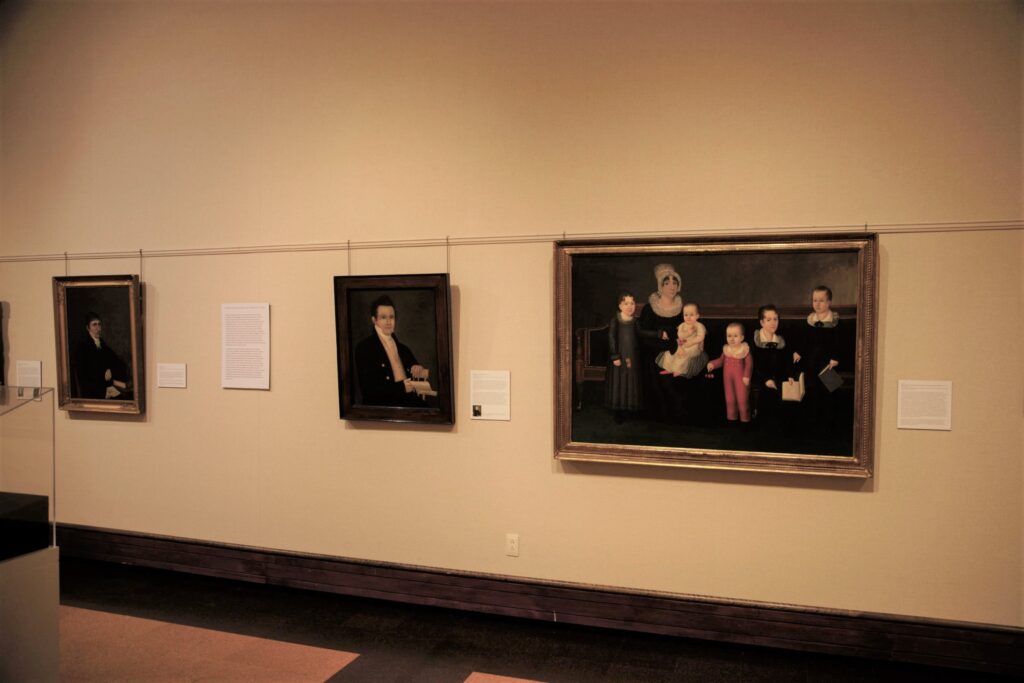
[1,1,1022,627]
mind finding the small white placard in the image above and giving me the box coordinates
[157,363,187,388]
[15,360,42,388]
[470,370,510,421]
[897,380,952,431]
[15,360,42,399]
[221,303,271,390]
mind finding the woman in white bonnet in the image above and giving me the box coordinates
[637,263,685,421]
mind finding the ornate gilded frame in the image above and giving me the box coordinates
[555,234,877,477]
[53,275,145,415]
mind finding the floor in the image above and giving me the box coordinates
[61,605,360,682]
[59,557,1012,682]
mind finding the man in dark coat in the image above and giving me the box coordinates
[354,296,425,407]
[73,312,131,399]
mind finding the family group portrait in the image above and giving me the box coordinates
[556,235,877,476]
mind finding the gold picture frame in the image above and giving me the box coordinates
[53,275,145,415]
[555,233,877,477]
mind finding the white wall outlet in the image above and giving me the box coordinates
[505,533,519,557]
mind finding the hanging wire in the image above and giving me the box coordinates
[64,252,69,276]
[446,236,450,275]
[2,220,1021,264]
[138,249,144,280]
[347,240,352,275]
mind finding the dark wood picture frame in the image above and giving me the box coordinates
[53,275,145,415]
[555,234,877,477]
[334,273,454,425]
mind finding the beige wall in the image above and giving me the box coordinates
[1018,0,1024,626]
[1,1,1021,626]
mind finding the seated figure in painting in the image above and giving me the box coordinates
[354,295,432,407]
[73,312,132,400]
[637,263,684,421]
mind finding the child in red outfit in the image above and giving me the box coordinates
[706,322,753,423]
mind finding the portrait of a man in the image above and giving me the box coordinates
[334,274,454,425]
[73,312,132,400]
[53,275,145,414]
[353,295,433,407]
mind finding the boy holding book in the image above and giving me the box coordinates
[794,285,841,432]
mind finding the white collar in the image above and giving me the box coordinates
[723,342,749,359]
[647,293,682,318]
[754,329,785,349]
[807,311,838,328]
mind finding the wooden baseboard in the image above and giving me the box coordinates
[56,524,1022,676]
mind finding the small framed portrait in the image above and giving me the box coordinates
[53,275,145,415]
[334,274,454,425]
[555,233,877,477]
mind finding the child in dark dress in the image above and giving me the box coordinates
[605,293,642,422]
[750,304,799,434]
[795,285,840,433]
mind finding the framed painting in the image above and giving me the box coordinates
[53,275,145,415]
[334,274,455,425]
[555,233,877,477]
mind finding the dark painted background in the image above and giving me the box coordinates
[65,285,134,397]
[346,288,439,405]
[571,249,859,328]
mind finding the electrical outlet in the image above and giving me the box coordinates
[505,533,519,557]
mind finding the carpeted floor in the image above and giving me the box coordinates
[59,557,1013,682]
[61,606,360,682]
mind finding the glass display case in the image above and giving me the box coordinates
[0,386,55,556]
[0,386,59,681]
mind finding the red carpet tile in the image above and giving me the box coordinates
[60,606,359,682]
[464,674,545,683]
